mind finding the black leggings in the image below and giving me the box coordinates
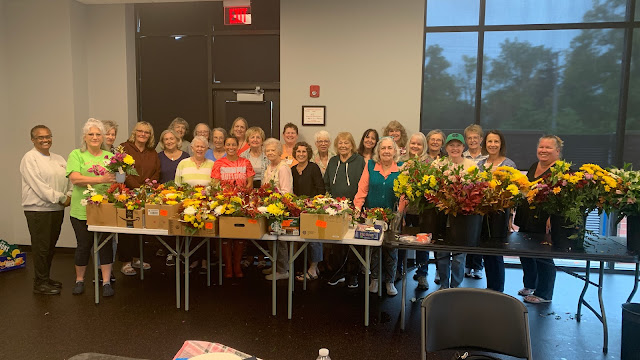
[70,216,114,267]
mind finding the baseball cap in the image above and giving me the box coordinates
[445,133,466,145]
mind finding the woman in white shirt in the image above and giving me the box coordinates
[20,125,72,295]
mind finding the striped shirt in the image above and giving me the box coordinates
[175,158,215,187]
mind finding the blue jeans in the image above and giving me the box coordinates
[483,255,505,292]
[436,252,466,288]
[416,250,429,277]
[520,257,556,300]
[371,246,398,283]
[308,242,322,263]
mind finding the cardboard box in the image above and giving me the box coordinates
[268,217,300,236]
[116,208,144,229]
[354,224,383,240]
[168,218,218,237]
[86,203,117,227]
[145,204,180,229]
[219,217,267,239]
[0,252,26,272]
[300,213,349,240]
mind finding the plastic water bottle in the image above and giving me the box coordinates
[316,348,331,360]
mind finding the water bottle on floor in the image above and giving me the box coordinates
[316,348,331,360]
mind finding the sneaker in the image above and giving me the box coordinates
[156,248,166,257]
[472,268,484,279]
[417,276,429,290]
[265,271,289,280]
[166,254,175,266]
[102,283,115,297]
[434,272,440,285]
[72,281,85,295]
[327,275,345,286]
[386,282,398,296]
[47,279,63,288]
[33,283,61,295]
[347,276,359,289]
[464,267,473,278]
[369,279,379,293]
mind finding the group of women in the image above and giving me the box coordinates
[21,116,563,304]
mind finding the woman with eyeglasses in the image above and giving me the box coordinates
[313,130,334,176]
[118,122,161,277]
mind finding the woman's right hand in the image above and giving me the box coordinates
[102,173,116,183]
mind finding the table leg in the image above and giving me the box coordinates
[365,245,371,326]
[577,260,590,321]
[401,255,407,331]
[139,234,144,280]
[185,236,190,312]
[628,262,639,303]
[272,239,277,316]
[206,238,211,287]
[288,242,294,319]
[218,239,223,286]
[598,262,608,353]
[94,232,100,305]
[176,236,181,309]
[378,247,382,297]
[303,246,308,291]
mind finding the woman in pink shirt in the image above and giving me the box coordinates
[211,136,255,278]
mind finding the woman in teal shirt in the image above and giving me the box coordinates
[354,136,402,296]
[66,118,116,297]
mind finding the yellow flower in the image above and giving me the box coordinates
[116,194,128,202]
[266,203,284,216]
[166,200,178,205]
[568,176,579,184]
[604,185,611,192]
[479,171,488,180]
[467,165,477,174]
[90,194,104,203]
[489,180,498,189]
[552,187,561,194]
[506,184,519,196]
[123,154,135,166]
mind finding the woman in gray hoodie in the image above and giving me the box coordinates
[323,132,365,288]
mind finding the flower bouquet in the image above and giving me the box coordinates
[105,145,138,183]
[212,183,268,239]
[300,194,353,216]
[175,198,217,235]
[299,195,353,240]
[606,165,640,251]
[393,159,440,211]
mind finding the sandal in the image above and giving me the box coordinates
[120,263,137,276]
[523,294,551,304]
[295,271,319,282]
[517,288,535,296]
[131,260,151,270]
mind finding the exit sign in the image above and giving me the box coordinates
[225,6,252,25]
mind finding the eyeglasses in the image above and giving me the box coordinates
[34,135,52,141]
[136,129,151,135]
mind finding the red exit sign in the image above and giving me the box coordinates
[225,6,252,25]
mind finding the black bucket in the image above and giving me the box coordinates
[621,303,640,360]
[448,214,483,247]
[481,209,511,239]
[419,207,448,240]
[627,215,640,253]
[550,214,586,251]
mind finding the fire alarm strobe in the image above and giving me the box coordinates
[310,85,320,98]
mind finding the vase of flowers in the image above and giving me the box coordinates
[104,145,138,183]
[608,166,640,252]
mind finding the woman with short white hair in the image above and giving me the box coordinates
[313,130,334,176]
[66,118,116,297]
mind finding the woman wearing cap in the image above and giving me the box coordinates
[432,133,475,289]
[354,136,403,296]
[514,135,563,304]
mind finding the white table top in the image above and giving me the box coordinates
[87,225,383,246]
[87,225,169,236]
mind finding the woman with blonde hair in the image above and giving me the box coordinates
[231,117,250,153]
[241,126,268,188]
[102,120,119,153]
[383,120,408,156]
[118,121,161,276]
[158,129,190,183]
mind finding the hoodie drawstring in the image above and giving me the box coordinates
[332,160,351,187]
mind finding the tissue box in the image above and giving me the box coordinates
[354,224,383,240]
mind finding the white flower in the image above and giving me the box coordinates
[183,206,197,216]
[258,206,268,214]
[80,199,88,206]
[83,189,90,195]
[103,159,110,167]
[326,207,337,216]
[214,205,225,216]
